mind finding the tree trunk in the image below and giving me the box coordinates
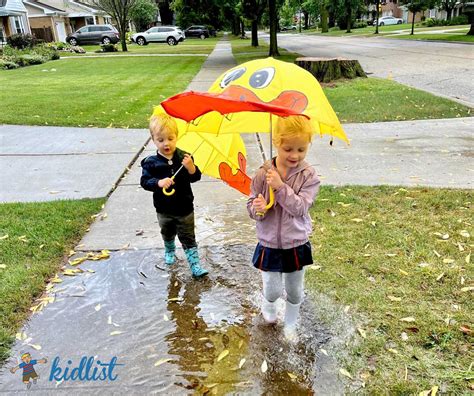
[304,11,309,29]
[469,13,474,35]
[447,8,452,21]
[251,19,258,46]
[295,57,367,82]
[232,17,240,36]
[346,7,352,33]
[268,0,280,56]
[375,0,380,34]
[411,11,416,35]
[158,2,173,25]
[241,19,245,38]
[328,9,335,28]
[321,6,328,33]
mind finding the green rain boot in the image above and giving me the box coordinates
[184,247,209,278]
[164,240,176,266]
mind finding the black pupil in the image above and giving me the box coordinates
[249,70,269,88]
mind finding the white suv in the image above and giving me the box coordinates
[132,26,185,46]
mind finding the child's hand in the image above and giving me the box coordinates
[252,193,268,212]
[182,154,196,174]
[158,178,174,189]
[266,169,284,190]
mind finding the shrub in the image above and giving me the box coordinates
[0,59,19,69]
[6,33,36,49]
[97,43,118,52]
[353,20,368,29]
[16,54,45,66]
[450,15,468,25]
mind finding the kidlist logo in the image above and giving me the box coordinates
[48,356,124,382]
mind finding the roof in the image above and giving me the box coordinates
[24,0,67,14]
[0,0,27,15]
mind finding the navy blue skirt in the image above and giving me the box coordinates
[252,242,313,273]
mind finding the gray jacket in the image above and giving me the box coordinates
[247,160,320,249]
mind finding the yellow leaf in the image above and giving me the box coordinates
[399,269,408,276]
[351,218,363,223]
[388,348,398,354]
[308,265,321,271]
[261,360,268,373]
[319,348,328,356]
[15,332,27,341]
[388,295,402,302]
[154,358,172,367]
[433,250,441,258]
[436,273,445,281]
[238,358,246,369]
[287,372,297,380]
[168,297,182,302]
[163,314,169,321]
[217,350,229,362]
[29,344,42,350]
[461,286,474,292]
[0,234,9,240]
[459,230,470,238]
[0,264,6,270]
[386,253,397,257]
[371,221,376,227]
[339,368,353,379]
[400,317,416,322]
[466,253,471,264]
[95,304,101,312]
[110,331,123,336]
[443,258,455,264]
[430,385,439,395]
[63,269,79,276]
[357,328,367,338]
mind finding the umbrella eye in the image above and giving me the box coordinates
[249,68,275,89]
[220,67,246,89]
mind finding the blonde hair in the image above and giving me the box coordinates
[272,115,313,147]
[149,113,178,139]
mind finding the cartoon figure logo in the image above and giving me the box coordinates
[10,352,48,389]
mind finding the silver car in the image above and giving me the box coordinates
[131,26,185,46]
[378,16,403,26]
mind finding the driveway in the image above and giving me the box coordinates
[263,33,474,107]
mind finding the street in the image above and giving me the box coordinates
[263,33,474,107]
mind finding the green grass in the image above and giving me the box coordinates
[0,199,105,363]
[390,33,473,43]
[0,56,205,128]
[59,37,219,56]
[324,78,471,123]
[230,35,300,64]
[307,186,473,394]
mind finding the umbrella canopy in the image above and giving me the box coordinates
[161,57,349,144]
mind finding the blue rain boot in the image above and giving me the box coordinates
[164,240,176,266]
[184,247,208,278]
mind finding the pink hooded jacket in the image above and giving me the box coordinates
[247,160,320,249]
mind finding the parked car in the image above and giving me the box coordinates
[66,24,119,46]
[131,26,185,46]
[378,16,403,26]
[184,25,209,39]
[280,25,297,31]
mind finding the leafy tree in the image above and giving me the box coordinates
[400,0,437,34]
[439,0,466,20]
[157,0,174,25]
[268,0,280,56]
[171,0,223,29]
[92,0,138,51]
[130,0,158,31]
[242,0,266,46]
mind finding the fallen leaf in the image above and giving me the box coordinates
[351,218,363,223]
[443,258,455,264]
[459,230,470,238]
[0,234,9,240]
[95,304,101,312]
[163,314,169,321]
[319,349,328,356]
[386,253,397,257]
[339,368,353,379]
[466,253,471,264]
[400,317,416,322]
[433,250,441,258]
[110,331,123,336]
[168,297,182,302]
[357,328,367,338]
[308,265,321,271]
[388,348,398,354]
[29,344,42,351]
[15,332,27,341]
[0,264,6,270]
[154,358,172,367]
[261,360,268,373]
[436,273,445,281]
[217,350,229,362]
[401,332,409,341]
[238,358,246,369]
[399,269,408,276]
[459,325,472,335]
[388,295,402,302]
[461,286,474,292]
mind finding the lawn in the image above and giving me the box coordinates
[230,41,472,122]
[307,186,473,394]
[0,199,105,363]
[59,37,219,56]
[390,33,473,43]
[0,56,205,128]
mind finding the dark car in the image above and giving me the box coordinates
[66,24,120,46]
[184,25,209,39]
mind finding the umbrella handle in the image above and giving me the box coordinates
[256,187,275,216]
[162,175,176,196]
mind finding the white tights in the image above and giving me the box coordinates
[262,269,305,304]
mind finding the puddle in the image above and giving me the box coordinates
[0,246,343,394]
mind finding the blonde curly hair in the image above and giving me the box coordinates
[272,115,313,147]
[149,113,178,140]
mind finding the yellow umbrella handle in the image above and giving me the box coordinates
[256,187,275,216]
[162,175,176,196]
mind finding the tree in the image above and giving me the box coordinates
[92,0,138,51]
[242,0,266,46]
[157,0,173,25]
[268,0,280,56]
[400,0,437,34]
[439,0,466,20]
[463,2,474,35]
[130,0,158,32]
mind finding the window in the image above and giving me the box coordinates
[86,17,94,25]
[12,16,25,34]
[104,17,112,25]
[78,26,89,33]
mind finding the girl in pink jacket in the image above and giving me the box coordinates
[247,115,320,341]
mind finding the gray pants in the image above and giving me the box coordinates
[262,269,305,305]
[157,211,197,249]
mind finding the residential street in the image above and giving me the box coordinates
[263,33,474,107]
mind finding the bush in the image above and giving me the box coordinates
[97,43,118,52]
[16,54,45,66]
[6,33,36,49]
[0,59,19,70]
[425,15,468,27]
[46,41,68,50]
[353,20,368,29]
[450,15,468,25]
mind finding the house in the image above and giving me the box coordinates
[0,0,31,42]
